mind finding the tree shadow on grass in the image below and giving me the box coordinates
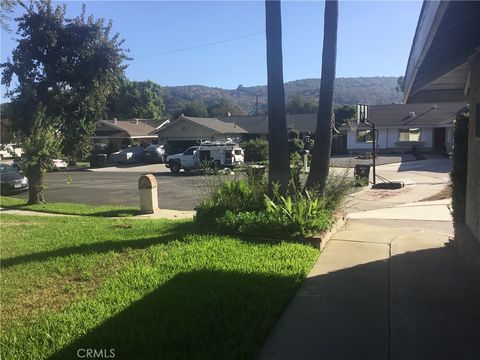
[1,222,199,269]
[44,246,480,360]
[0,203,140,217]
[48,270,301,360]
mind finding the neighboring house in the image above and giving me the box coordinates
[156,106,464,155]
[152,115,248,153]
[345,102,467,153]
[154,114,320,152]
[93,118,169,150]
[403,1,480,267]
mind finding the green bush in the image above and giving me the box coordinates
[199,186,332,239]
[241,139,269,162]
[216,210,287,238]
[288,138,304,156]
[195,177,267,228]
[265,191,332,237]
[323,169,355,211]
[195,167,352,239]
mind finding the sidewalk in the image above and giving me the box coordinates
[0,207,195,220]
[258,196,480,359]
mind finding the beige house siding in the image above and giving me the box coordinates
[158,120,219,142]
[465,52,480,243]
[157,119,241,143]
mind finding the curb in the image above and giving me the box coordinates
[309,213,346,250]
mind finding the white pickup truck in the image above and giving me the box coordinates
[165,142,244,174]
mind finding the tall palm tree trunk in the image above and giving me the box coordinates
[306,0,338,192]
[265,0,291,194]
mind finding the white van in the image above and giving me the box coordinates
[165,141,244,174]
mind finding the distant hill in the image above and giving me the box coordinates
[162,76,403,116]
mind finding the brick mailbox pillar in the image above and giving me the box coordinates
[138,174,159,214]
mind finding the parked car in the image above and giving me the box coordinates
[0,163,28,194]
[109,146,145,164]
[0,144,23,160]
[166,141,244,174]
[49,159,67,171]
[143,144,166,163]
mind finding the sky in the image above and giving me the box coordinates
[0,0,422,101]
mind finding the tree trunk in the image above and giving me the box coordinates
[265,0,291,194]
[305,0,339,193]
[27,163,45,204]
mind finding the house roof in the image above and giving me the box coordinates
[367,102,468,128]
[156,102,466,138]
[218,114,318,134]
[181,116,248,134]
[98,119,161,137]
[403,1,480,103]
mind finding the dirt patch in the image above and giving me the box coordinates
[354,185,413,201]
[419,185,452,202]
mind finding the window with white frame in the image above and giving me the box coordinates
[356,129,374,143]
[398,128,421,142]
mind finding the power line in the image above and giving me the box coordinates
[134,30,265,60]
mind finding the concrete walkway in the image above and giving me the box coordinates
[259,161,480,359]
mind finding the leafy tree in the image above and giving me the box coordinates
[333,104,356,129]
[207,97,244,117]
[396,76,405,93]
[1,0,127,202]
[265,0,291,193]
[0,102,12,118]
[107,79,164,119]
[306,0,338,192]
[17,106,62,204]
[0,0,20,32]
[285,95,318,114]
[177,100,208,118]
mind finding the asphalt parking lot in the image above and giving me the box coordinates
[8,164,209,211]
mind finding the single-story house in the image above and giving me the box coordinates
[345,102,468,153]
[152,115,248,153]
[93,118,169,150]
[155,106,464,154]
[403,1,479,267]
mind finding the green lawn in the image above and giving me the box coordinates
[1,214,318,359]
[0,196,139,217]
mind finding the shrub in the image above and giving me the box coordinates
[265,191,332,237]
[205,189,332,239]
[195,166,352,239]
[323,169,355,211]
[450,111,469,223]
[195,177,267,228]
[216,210,287,238]
[241,139,268,162]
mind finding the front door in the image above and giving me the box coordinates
[433,127,446,152]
